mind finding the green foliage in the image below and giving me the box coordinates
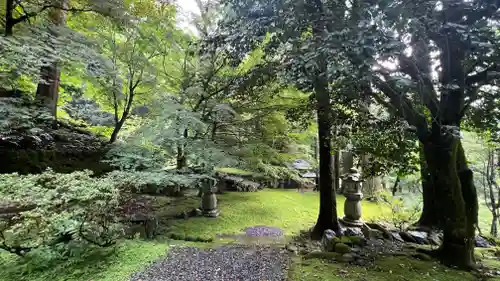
[106,170,212,195]
[377,191,422,231]
[0,98,54,146]
[0,170,123,255]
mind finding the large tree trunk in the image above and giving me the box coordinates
[425,135,477,269]
[417,142,439,229]
[5,0,14,36]
[311,79,340,239]
[35,0,68,117]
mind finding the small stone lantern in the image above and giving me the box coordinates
[201,177,220,217]
[341,168,364,227]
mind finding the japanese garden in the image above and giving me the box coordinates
[1,0,500,280]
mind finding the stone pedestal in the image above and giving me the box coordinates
[201,178,220,217]
[340,168,363,227]
[341,192,363,226]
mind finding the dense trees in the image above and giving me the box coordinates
[1,0,500,272]
[219,0,500,268]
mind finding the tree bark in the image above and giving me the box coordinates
[426,136,477,269]
[311,77,340,239]
[392,174,401,196]
[35,0,69,118]
[491,215,498,237]
[109,88,135,144]
[417,142,439,229]
[5,0,14,36]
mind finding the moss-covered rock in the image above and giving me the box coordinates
[346,236,367,247]
[334,243,351,254]
[0,98,111,175]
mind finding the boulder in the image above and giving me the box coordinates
[399,231,417,243]
[344,227,365,238]
[347,236,368,247]
[334,243,351,254]
[321,229,337,251]
[407,231,429,244]
[365,222,393,240]
[475,236,495,248]
[390,231,405,243]
[428,232,443,246]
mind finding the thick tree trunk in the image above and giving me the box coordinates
[35,0,68,117]
[311,80,340,239]
[426,137,477,269]
[5,0,14,36]
[417,142,439,229]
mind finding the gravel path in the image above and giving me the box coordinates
[131,226,288,281]
[130,245,290,281]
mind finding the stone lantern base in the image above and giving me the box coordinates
[201,191,220,218]
[340,217,364,227]
[203,209,220,217]
[341,192,363,227]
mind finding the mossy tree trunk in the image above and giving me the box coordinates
[424,132,477,269]
[308,0,340,239]
[417,142,439,229]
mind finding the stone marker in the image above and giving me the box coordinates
[201,177,220,217]
[341,168,364,227]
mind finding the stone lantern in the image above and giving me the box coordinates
[201,177,220,217]
[341,167,364,227]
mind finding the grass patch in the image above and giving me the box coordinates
[166,189,390,239]
[0,240,169,281]
[290,255,483,281]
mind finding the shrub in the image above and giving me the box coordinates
[0,170,124,256]
[376,191,421,231]
[106,170,211,196]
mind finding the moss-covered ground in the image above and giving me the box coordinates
[289,255,500,281]
[0,189,498,281]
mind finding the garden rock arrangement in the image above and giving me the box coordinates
[130,245,289,281]
[290,222,500,268]
[0,98,110,174]
[216,173,261,192]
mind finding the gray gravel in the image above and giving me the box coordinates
[130,245,289,281]
[245,226,284,237]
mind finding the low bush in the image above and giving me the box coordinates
[376,191,421,231]
[0,170,124,256]
[107,170,211,196]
